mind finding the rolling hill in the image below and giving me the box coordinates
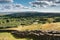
[0,12,60,17]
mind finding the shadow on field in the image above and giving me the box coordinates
[11,33,60,40]
[0,30,60,40]
[11,30,60,40]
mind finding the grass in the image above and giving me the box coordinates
[7,24,42,31]
[0,13,60,40]
[6,22,60,32]
[0,32,33,40]
[41,22,60,31]
[0,22,60,40]
[0,32,14,40]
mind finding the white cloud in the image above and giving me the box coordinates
[30,0,60,8]
[0,0,32,12]
[0,0,60,13]
[0,3,31,12]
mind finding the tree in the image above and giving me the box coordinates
[6,19,10,23]
[47,18,55,23]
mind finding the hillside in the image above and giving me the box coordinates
[0,12,60,40]
[3,12,60,17]
[0,12,60,28]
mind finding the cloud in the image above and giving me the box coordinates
[12,4,24,9]
[0,0,60,13]
[0,0,13,3]
[0,0,30,11]
[30,0,60,8]
[0,3,30,11]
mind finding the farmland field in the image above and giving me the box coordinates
[0,13,60,40]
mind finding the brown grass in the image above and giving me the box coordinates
[6,22,60,32]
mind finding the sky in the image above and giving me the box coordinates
[0,0,60,12]
[14,0,34,6]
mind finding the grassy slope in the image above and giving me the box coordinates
[0,32,33,40]
[0,22,60,40]
[0,12,60,40]
[20,22,60,31]
[7,22,60,31]
[0,24,48,40]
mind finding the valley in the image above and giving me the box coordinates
[0,12,60,40]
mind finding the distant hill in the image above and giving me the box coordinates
[0,12,60,17]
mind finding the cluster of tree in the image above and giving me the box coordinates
[0,14,60,29]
